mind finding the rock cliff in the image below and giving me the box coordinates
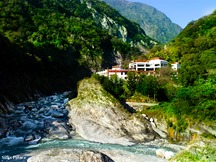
[67,77,160,145]
[101,0,182,43]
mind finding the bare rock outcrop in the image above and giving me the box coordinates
[67,77,160,145]
[27,149,114,162]
[80,150,114,162]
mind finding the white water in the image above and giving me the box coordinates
[1,138,174,162]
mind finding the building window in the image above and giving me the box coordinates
[146,68,154,71]
[138,64,144,67]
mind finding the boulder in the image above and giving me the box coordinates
[156,149,175,160]
[45,109,65,118]
[156,149,165,158]
[164,151,175,160]
[44,120,71,139]
[27,149,113,162]
[80,150,114,162]
[67,77,160,145]
[21,120,37,131]
[151,118,168,138]
[24,134,35,142]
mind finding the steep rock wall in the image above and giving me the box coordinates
[67,77,160,145]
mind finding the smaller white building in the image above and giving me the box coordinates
[171,62,181,71]
[96,70,108,77]
[96,65,130,80]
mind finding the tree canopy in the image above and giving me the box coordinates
[0,0,156,107]
[148,10,216,86]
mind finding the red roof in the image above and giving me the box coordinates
[108,69,130,73]
[134,60,148,62]
[112,65,121,68]
[150,57,165,60]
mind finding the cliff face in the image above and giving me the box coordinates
[67,77,160,145]
[101,0,182,43]
[82,0,157,49]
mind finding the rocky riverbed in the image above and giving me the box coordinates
[0,92,72,154]
[0,78,183,162]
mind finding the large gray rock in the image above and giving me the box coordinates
[80,150,114,162]
[150,118,167,138]
[27,149,114,162]
[67,77,160,145]
[44,120,71,140]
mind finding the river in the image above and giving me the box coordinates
[0,92,183,162]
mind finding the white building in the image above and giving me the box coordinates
[96,65,131,80]
[96,58,180,80]
[96,70,108,77]
[129,57,168,71]
[171,62,181,71]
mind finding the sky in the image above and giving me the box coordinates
[128,0,216,28]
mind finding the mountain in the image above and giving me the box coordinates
[100,0,182,43]
[148,10,216,86]
[0,0,156,110]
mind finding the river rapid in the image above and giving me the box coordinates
[0,93,183,162]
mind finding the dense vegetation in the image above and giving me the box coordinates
[0,0,154,69]
[93,67,177,102]
[94,11,216,134]
[101,0,182,43]
[148,10,216,86]
[0,0,155,110]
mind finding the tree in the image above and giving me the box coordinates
[136,74,159,100]
[122,71,137,98]
[179,54,207,86]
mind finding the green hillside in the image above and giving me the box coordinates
[149,10,216,86]
[141,11,216,137]
[0,0,156,109]
[101,0,182,43]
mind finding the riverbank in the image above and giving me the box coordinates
[0,91,181,162]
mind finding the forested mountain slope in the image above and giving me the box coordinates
[0,0,156,110]
[101,0,182,43]
[149,10,216,86]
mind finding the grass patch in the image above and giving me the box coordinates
[171,140,216,162]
